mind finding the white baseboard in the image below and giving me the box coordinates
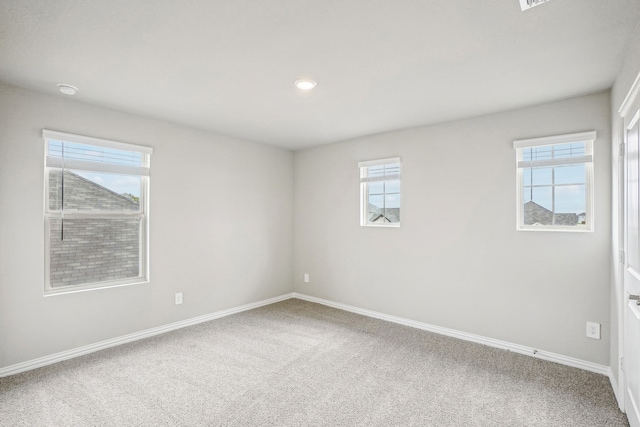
[0,293,295,378]
[610,370,624,410]
[292,292,610,376]
[1,291,611,379]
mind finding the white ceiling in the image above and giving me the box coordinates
[1,1,639,150]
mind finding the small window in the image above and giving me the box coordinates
[43,130,153,295]
[359,157,401,227]
[513,131,595,231]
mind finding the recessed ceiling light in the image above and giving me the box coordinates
[294,79,317,91]
[57,84,78,95]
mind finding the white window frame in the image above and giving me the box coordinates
[513,131,595,232]
[43,130,153,295]
[359,157,401,227]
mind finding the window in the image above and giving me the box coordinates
[513,131,595,231]
[43,130,152,294]
[359,157,401,227]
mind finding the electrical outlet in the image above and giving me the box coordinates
[586,322,600,339]
[175,292,183,305]
[304,273,309,283]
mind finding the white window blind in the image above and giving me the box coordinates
[514,131,595,170]
[358,158,401,183]
[44,130,151,176]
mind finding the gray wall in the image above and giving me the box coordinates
[610,24,640,390]
[293,92,612,365]
[0,82,293,369]
[0,83,619,370]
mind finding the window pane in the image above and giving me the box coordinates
[368,195,383,211]
[49,218,140,288]
[554,184,586,214]
[553,182,584,226]
[48,171,62,211]
[366,179,401,225]
[49,170,140,211]
[385,191,400,224]
[368,194,383,222]
[368,181,384,195]
[531,167,552,186]
[523,186,551,206]
[384,208,400,223]
[385,193,400,208]
[554,164,585,185]
[385,180,400,194]
[524,187,552,225]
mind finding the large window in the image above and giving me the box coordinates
[513,131,595,231]
[359,157,401,227]
[43,130,152,294]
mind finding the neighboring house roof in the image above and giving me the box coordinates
[49,170,139,210]
[524,201,577,226]
[368,203,400,223]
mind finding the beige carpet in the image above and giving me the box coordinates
[0,299,629,426]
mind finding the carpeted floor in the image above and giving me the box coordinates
[0,299,629,426]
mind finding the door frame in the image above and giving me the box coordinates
[618,69,640,412]
[617,112,625,411]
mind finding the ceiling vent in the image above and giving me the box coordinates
[519,0,551,11]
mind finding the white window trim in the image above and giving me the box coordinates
[359,157,401,228]
[513,131,595,232]
[43,130,153,296]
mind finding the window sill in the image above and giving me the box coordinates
[44,277,149,297]
[517,225,593,233]
[361,223,401,228]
